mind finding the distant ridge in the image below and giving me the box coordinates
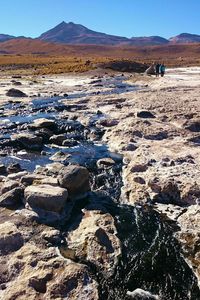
[169,33,200,44]
[38,21,130,45]
[38,21,200,46]
[0,34,15,42]
[0,22,200,46]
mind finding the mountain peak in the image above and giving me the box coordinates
[169,32,200,43]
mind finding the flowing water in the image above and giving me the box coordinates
[0,75,199,299]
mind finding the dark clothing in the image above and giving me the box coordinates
[156,64,160,74]
[160,64,166,77]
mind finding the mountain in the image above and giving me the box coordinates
[130,36,169,46]
[0,23,200,47]
[39,21,130,45]
[169,33,200,44]
[38,21,169,46]
[0,34,15,42]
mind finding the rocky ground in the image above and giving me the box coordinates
[0,67,200,299]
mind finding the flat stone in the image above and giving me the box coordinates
[7,171,28,180]
[11,133,43,150]
[24,184,68,213]
[1,180,19,194]
[31,118,56,129]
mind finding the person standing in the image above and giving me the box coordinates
[155,63,160,77]
[160,63,166,77]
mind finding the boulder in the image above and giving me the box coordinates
[6,88,27,97]
[0,222,24,255]
[1,243,99,300]
[61,210,121,277]
[49,134,67,145]
[49,151,71,162]
[31,118,56,129]
[97,157,115,169]
[21,174,46,186]
[7,171,28,180]
[11,133,43,150]
[0,164,6,175]
[62,139,78,147]
[1,179,19,194]
[137,110,155,118]
[7,163,22,173]
[58,165,90,198]
[24,184,68,213]
[35,162,64,176]
[0,187,24,207]
[176,205,200,285]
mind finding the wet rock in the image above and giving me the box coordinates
[1,180,19,194]
[0,222,24,255]
[24,184,68,213]
[35,128,54,142]
[31,118,56,129]
[50,151,71,162]
[176,205,200,285]
[7,163,22,173]
[62,210,121,277]
[7,171,28,181]
[11,133,43,150]
[97,157,115,169]
[154,203,186,221]
[58,165,90,199]
[137,110,155,118]
[35,162,64,176]
[62,139,79,147]
[0,164,6,175]
[49,134,67,145]
[0,187,24,207]
[6,88,27,97]
[21,174,46,186]
[127,288,159,299]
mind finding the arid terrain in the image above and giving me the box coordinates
[0,65,200,299]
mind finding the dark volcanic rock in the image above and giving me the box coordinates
[58,165,90,198]
[99,60,148,73]
[6,88,27,97]
[137,110,156,118]
[0,187,24,207]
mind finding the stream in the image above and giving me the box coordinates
[0,75,199,300]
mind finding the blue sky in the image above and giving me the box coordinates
[1,0,199,38]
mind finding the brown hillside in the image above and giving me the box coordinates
[0,38,199,74]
